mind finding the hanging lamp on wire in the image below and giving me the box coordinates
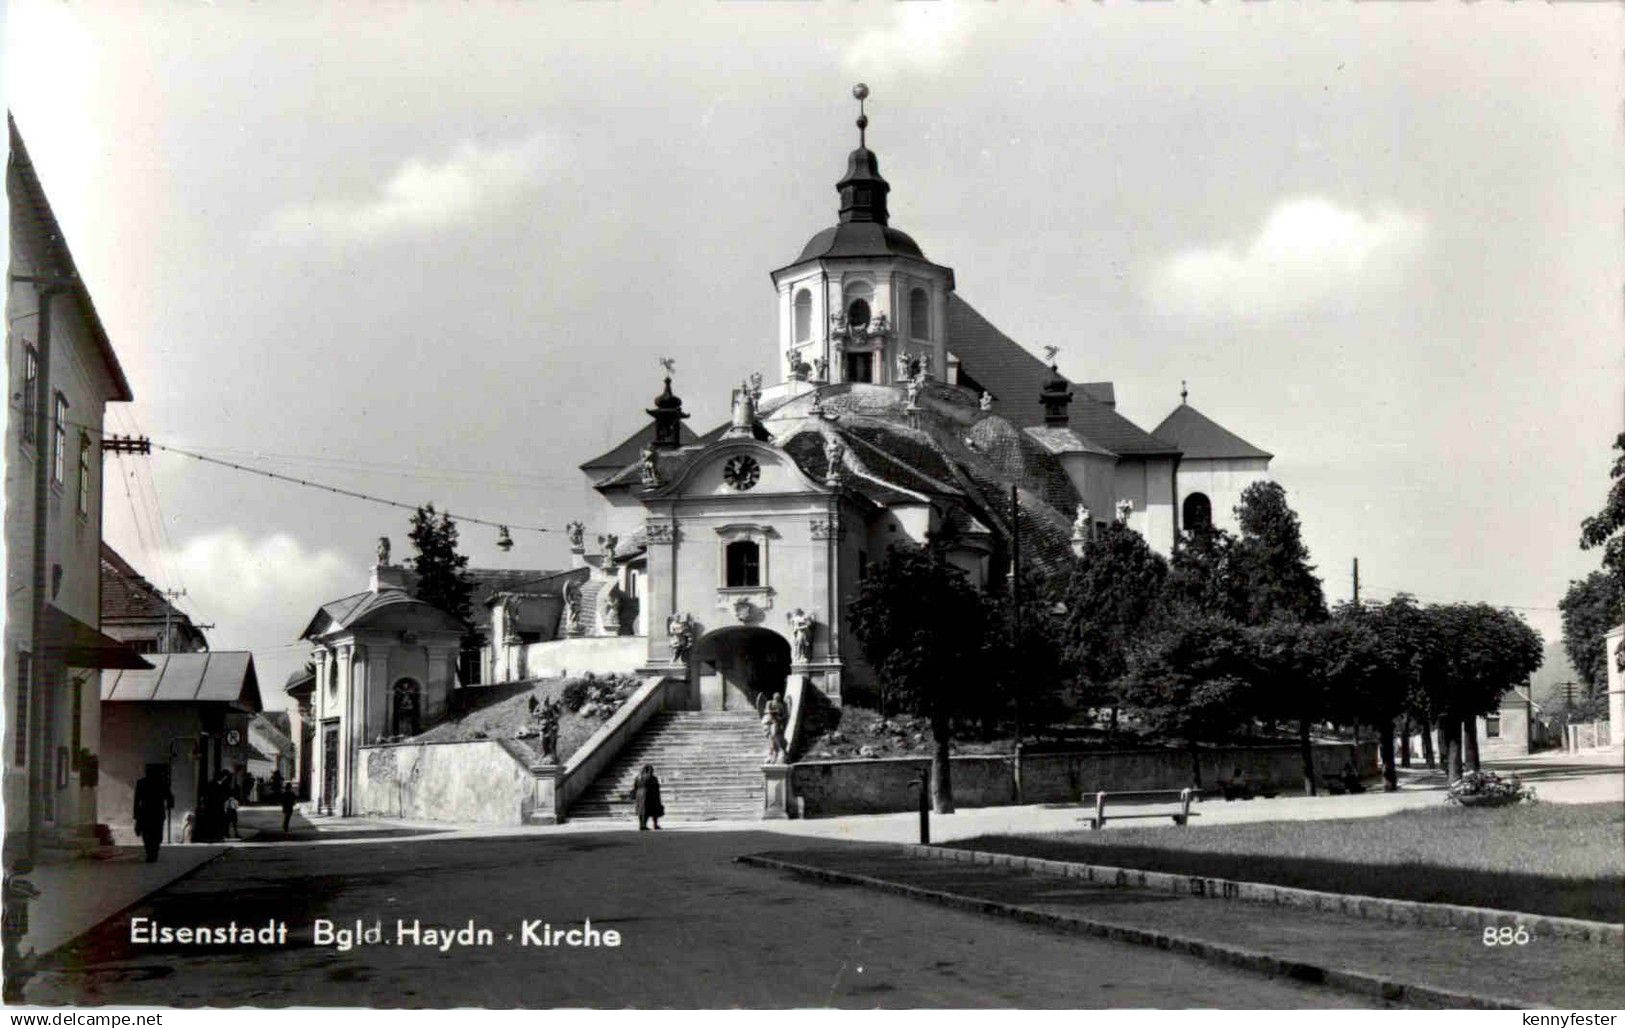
[497,525,514,552]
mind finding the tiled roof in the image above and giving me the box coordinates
[300,588,466,640]
[790,221,927,264]
[1152,403,1273,461]
[100,544,177,621]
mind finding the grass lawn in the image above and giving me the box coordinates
[950,802,1624,923]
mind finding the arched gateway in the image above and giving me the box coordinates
[690,626,790,712]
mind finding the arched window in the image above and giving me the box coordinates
[844,280,874,331]
[725,540,761,588]
[847,298,871,330]
[909,288,930,339]
[1182,492,1213,533]
[391,679,421,737]
[793,289,812,343]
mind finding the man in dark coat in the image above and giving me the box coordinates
[280,783,298,834]
[631,765,664,830]
[132,765,173,862]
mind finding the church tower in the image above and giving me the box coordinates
[769,85,955,391]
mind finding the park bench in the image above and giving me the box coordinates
[1085,787,1199,830]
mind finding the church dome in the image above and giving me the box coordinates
[794,221,925,263]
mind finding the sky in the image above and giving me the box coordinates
[6,2,1621,709]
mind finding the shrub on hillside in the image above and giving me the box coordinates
[561,678,591,712]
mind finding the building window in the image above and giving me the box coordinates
[21,345,38,443]
[793,289,812,344]
[1485,715,1501,739]
[725,540,761,588]
[77,433,92,516]
[53,393,68,485]
[13,651,30,766]
[909,288,930,340]
[1182,492,1213,533]
[847,298,871,331]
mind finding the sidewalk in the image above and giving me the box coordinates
[739,844,1625,1009]
[18,845,225,959]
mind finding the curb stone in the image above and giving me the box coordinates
[737,852,1522,1010]
[901,843,1623,946]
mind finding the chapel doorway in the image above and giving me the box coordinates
[691,627,791,712]
[391,678,422,737]
[321,721,340,813]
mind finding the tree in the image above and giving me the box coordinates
[1249,619,1334,794]
[1165,524,1249,623]
[1335,596,1428,788]
[1056,524,1168,728]
[1420,603,1543,778]
[847,543,987,812]
[980,570,1068,740]
[1234,481,1328,626]
[1560,570,1623,699]
[1119,613,1257,786]
[408,504,475,651]
[1579,433,1625,583]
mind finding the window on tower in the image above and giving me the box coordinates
[725,540,761,588]
[1182,492,1213,533]
[909,288,930,340]
[793,289,812,343]
[847,298,871,330]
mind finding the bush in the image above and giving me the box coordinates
[1447,770,1535,807]
[561,679,590,712]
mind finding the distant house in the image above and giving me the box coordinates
[1476,686,1543,759]
[98,651,261,841]
[247,711,294,784]
[284,666,314,800]
[100,543,209,654]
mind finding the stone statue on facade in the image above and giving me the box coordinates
[503,595,526,645]
[598,533,619,566]
[602,588,622,636]
[787,347,808,381]
[869,311,891,339]
[639,444,661,487]
[667,612,696,661]
[905,375,923,409]
[828,310,849,344]
[565,521,586,552]
[823,435,846,486]
[919,351,933,379]
[786,608,815,663]
[812,355,828,382]
[979,391,993,411]
[1116,498,1135,525]
[748,371,763,402]
[1073,505,1092,541]
[762,694,789,765]
[562,584,582,636]
[376,536,391,566]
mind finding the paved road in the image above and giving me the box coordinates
[26,830,1377,1008]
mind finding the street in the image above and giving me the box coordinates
[26,828,1378,1008]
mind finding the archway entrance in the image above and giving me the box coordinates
[391,678,422,737]
[691,626,791,712]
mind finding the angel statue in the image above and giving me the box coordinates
[1073,504,1092,541]
[823,436,846,486]
[639,444,661,487]
[666,612,697,662]
[658,356,676,376]
[895,351,913,383]
[565,521,586,551]
[599,533,619,565]
[812,355,829,381]
[786,608,815,663]
[979,391,994,411]
[1115,498,1135,525]
[376,536,391,566]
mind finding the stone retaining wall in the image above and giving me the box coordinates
[790,741,1380,818]
[355,737,548,824]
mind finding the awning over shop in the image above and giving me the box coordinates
[43,604,152,670]
[101,651,262,712]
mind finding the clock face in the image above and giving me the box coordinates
[722,455,761,491]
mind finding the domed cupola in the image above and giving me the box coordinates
[646,368,689,449]
[767,86,956,395]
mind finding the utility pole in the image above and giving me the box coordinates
[159,589,187,653]
[1352,557,1360,606]
[1010,484,1024,804]
[13,274,74,863]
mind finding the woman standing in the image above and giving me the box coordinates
[631,765,664,830]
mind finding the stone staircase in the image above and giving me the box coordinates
[568,710,766,822]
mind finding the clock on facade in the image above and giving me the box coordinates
[722,455,761,491]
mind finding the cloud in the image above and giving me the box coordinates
[161,529,354,646]
[844,5,971,73]
[260,131,556,245]
[1148,197,1427,323]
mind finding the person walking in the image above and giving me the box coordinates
[280,783,297,834]
[225,791,241,840]
[631,764,664,831]
[132,764,174,862]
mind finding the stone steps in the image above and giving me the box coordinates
[569,710,768,822]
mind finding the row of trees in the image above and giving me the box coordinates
[848,482,1543,812]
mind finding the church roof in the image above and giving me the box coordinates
[300,588,466,640]
[579,421,702,478]
[791,222,926,264]
[1152,403,1273,461]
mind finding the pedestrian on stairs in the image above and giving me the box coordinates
[631,765,664,831]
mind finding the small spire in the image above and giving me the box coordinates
[854,83,869,147]
[1180,379,1189,405]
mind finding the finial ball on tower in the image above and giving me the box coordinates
[853,83,869,101]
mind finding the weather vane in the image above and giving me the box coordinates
[1043,345,1059,364]
[1181,379,1189,404]
[659,357,676,376]
[853,83,869,147]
